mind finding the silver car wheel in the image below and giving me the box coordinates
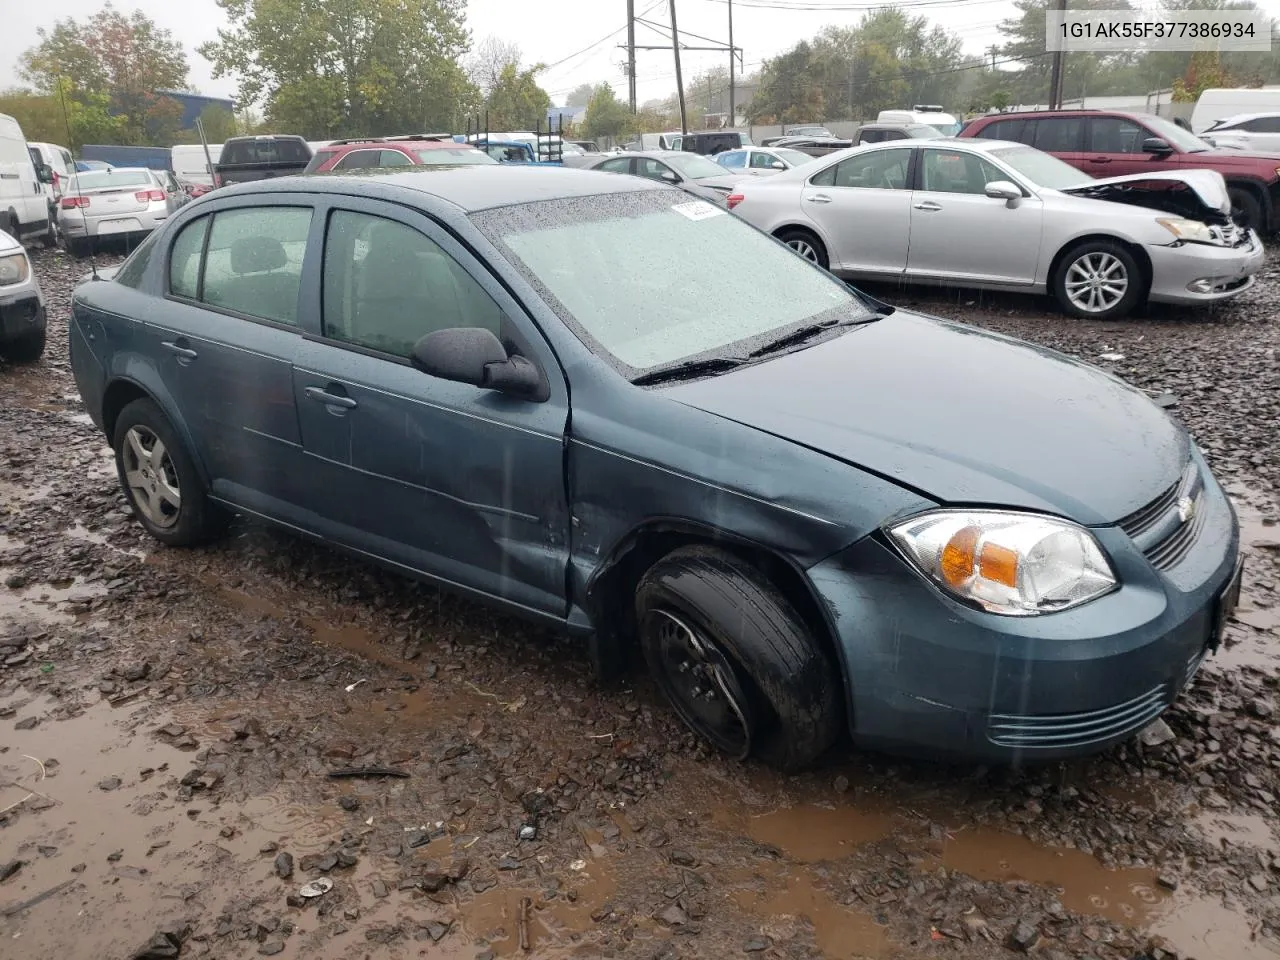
[122,426,181,528]
[1064,251,1128,314]
[787,238,819,263]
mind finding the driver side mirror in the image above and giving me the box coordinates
[1142,137,1172,154]
[660,170,680,184]
[36,163,54,184]
[985,179,1023,202]
[410,327,543,399]
[770,160,786,170]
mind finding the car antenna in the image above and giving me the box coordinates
[57,78,97,280]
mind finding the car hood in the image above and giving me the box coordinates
[1194,148,1280,166]
[1061,169,1231,218]
[0,229,20,256]
[661,311,1188,526]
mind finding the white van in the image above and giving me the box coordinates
[877,106,961,136]
[171,143,222,191]
[27,142,74,202]
[1191,88,1280,133]
[0,114,58,247]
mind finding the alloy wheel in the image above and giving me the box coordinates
[787,238,819,263]
[1064,251,1129,314]
[649,608,754,760]
[122,425,182,528]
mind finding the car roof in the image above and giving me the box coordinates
[210,165,665,212]
[601,149,689,159]
[1212,112,1280,125]
[971,108,1157,122]
[320,139,464,154]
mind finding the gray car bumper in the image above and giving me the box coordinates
[1147,230,1265,305]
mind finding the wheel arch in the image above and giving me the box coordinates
[583,517,854,724]
[1048,233,1153,298]
[1223,177,1270,229]
[101,374,212,487]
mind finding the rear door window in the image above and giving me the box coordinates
[333,150,381,171]
[1033,118,1084,152]
[195,207,313,325]
[975,118,1033,144]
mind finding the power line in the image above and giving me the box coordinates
[539,0,666,75]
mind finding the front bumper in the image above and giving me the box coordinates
[0,289,46,341]
[1147,231,1265,305]
[807,448,1240,763]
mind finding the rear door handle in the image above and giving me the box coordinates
[161,340,198,361]
[913,201,942,211]
[305,386,357,409]
[1088,156,1112,163]
[806,194,833,204]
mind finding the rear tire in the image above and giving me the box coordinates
[65,238,86,258]
[775,228,829,270]
[112,398,226,547]
[636,546,843,772]
[1227,187,1263,234]
[1051,240,1144,321]
[0,327,46,363]
[41,216,59,248]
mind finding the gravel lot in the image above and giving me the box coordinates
[1,243,1278,960]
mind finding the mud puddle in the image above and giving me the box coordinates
[731,871,890,959]
[0,570,106,625]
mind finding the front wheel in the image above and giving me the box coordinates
[636,546,843,772]
[112,398,226,546]
[775,228,829,270]
[1227,187,1263,234]
[41,217,59,249]
[1051,240,1144,321]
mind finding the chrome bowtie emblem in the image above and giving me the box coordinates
[1176,496,1196,524]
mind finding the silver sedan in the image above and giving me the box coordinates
[59,167,181,256]
[713,146,818,177]
[585,150,743,206]
[728,138,1264,320]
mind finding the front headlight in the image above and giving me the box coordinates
[1156,217,1221,245]
[0,252,29,286]
[887,510,1117,616]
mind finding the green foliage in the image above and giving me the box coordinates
[565,84,596,109]
[19,3,189,147]
[201,0,478,138]
[582,83,630,140]
[198,106,238,143]
[484,63,552,131]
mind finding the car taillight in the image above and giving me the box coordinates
[60,196,89,209]
[726,193,744,210]
[136,189,166,202]
[212,172,222,188]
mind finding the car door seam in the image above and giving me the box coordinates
[242,425,302,449]
[571,439,839,526]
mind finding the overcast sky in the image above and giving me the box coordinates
[3,0,1277,109]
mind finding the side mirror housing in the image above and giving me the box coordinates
[770,160,786,170]
[410,327,543,399]
[660,171,680,184]
[1142,137,1172,154]
[36,163,54,184]
[984,179,1023,201]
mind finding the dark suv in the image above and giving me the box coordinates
[959,109,1280,232]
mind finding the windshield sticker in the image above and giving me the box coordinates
[671,200,726,221]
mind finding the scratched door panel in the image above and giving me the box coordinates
[292,338,570,616]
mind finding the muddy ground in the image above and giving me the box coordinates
[0,243,1278,960]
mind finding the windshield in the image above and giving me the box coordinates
[908,124,944,138]
[1139,114,1211,152]
[990,145,1094,189]
[775,148,816,166]
[71,170,153,190]
[666,153,730,179]
[414,148,497,165]
[473,190,867,373]
[928,122,963,135]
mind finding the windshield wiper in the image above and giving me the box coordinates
[631,356,747,386]
[747,315,874,359]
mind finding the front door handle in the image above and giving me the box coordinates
[913,201,943,211]
[161,340,198,361]
[1088,156,1112,163]
[806,194,833,204]
[305,386,357,409]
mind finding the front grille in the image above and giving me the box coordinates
[1117,474,1183,539]
[987,684,1168,749]
[1117,461,1206,572]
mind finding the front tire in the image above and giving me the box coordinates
[775,228,829,270]
[112,398,225,547]
[636,546,843,772]
[1051,240,1144,321]
[1227,187,1263,234]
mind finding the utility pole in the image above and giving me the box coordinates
[728,0,735,129]
[626,0,637,113]
[987,44,998,70]
[1048,0,1067,109]
[670,0,688,134]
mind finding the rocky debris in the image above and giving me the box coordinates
[0,861,22,883]
[1009,921,1041,952]
[131,925,190,960]
[274,853,293,880]
[98,776,121,791]
[13,715,38,730]
[118,660,151,682]
[257,942,284,955]
[338,795,360,811]
[743,938,770,952]
[1138,718,1176,748]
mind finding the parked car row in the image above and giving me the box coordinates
[66,161,1245,773]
